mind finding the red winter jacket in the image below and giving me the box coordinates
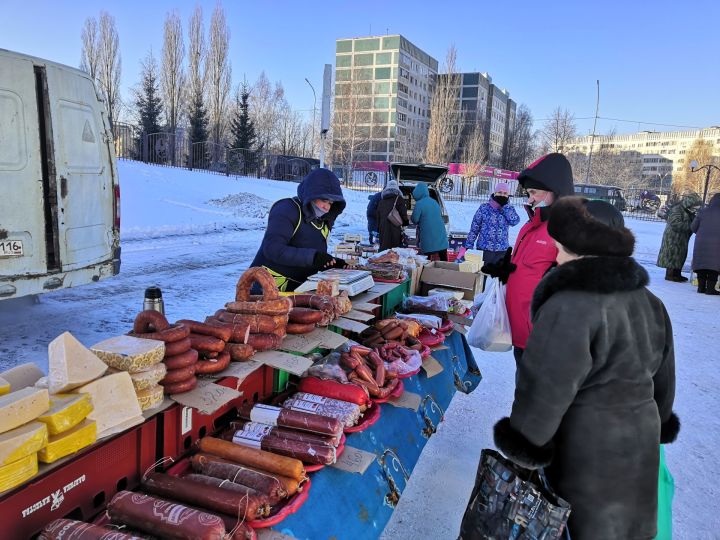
[505,210,558,349]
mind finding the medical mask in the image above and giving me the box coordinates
[312,203,329,218]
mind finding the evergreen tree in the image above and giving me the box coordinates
[188,87,209,145]
[134,51,163,137]
[229,83,257,150]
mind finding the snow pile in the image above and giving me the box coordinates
[206,193,273,219]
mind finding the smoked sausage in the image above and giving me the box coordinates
[289,308,323,324]
[176,319,233,342]
[163,348,199,370]
[160,376,197,394]
[160,364,196,384]
[234,267,280,301]
[225,297,292,316]
[286,322,316,335]
[246,333,282,351]
[189,333,226,353]
[164,336,192,356]
[133,310,170,333]
[131,323,190,343]
[224,343,255,362]
[38,519,142,540]
[204,317,250,344]
[214,310,286,334]
[195,351,231,374]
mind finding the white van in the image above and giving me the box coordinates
[0,49,120,300]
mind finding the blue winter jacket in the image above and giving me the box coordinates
[366,192,382,233]
[250,169,346,288]
[463,200,520,252]
[411,183,448,253]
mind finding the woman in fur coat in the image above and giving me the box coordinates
[494,197,679,540]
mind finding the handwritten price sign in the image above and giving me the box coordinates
[171,380,241,415]
[255,350,313,376]
[331,445,376,475]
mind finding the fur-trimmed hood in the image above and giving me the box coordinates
[532,256,649,316]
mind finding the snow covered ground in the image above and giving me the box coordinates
[1,160,717,538]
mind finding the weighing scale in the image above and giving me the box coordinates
[299,269,375,296]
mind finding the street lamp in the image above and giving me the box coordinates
[304,78,317,158]
[690,159,720,205]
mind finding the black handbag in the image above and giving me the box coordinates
[459,449,571,540]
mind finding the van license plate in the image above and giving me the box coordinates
[0,240,23,257]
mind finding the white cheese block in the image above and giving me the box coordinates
[0,388,50,435]
[0,421,48,465]
[90,335,165,372]
[0,363,45,391]
[73,372,143,438]
[48,332,108,394]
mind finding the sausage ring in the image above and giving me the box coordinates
[286,322,316,335]
[131,323,190,343]
[160,364,197,385]
[289,308,324,324]
[195,351,231,374]
[225,296,292,316]
[133,310,170,333]
[161,376,198,395]
[188,333,226,353]
[163,348,199,370]
[164,337,192,356]
[235,267,280,302]
[177,319,233,342]
[225,343,255,361]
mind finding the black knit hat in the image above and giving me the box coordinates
[548,196,635,257]
[518,153,575,198]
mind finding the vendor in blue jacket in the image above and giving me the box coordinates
[458,182,520,265]
[250,168,347,292]
[411,183,449,260]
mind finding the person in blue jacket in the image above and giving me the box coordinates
[250,169,347,292]
[411,182,449,260]
[366,191,382,243]
[457,182,520,265]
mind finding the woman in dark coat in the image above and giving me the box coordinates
[691,192,720,294]
[657,192,702,281]
[376,179,408,251]
[494,197,679,540]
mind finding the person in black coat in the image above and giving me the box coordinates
[250,168,347,292]
[691,193,720,294]
[494,197,679,540]
[366,191,382,244]
[375,179,409,251]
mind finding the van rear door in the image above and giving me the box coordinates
[0,53,47,277]
[44,64,116,271]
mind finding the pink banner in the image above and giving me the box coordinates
[353,161,389,172]
[447,163,519,179]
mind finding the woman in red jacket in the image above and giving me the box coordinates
[482,153,575,363]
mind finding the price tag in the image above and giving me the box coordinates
[387,391,421,411]
[422,355,444,378]
[453,323,468,335]
[181,406,193,435]
[220,360,263,386]
[170,380,241,415]
[254,350,313,376]
[279,332,323,355]
[352,302,380,313]
[331,445,376,474]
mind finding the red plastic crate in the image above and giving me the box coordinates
[158,365,272,462]
[1,417,157,540]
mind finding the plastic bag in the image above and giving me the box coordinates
[467,278,512,352]
[304,352,349,383]
[396,313,442,329]
[402,294,450,312]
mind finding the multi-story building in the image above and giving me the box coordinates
[333,34,437,163]
[565,127,720,186]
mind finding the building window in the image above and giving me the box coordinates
[336,55,351,68]
[336,40,352,53]
[355,38,380,51]
[375,67,391,80]
[462,86,478,98]
[382,36,400,50]
[373,111,389,123]
[354,54,374,67]
[374,96,390,109]
[336,69,351,81]
[375,52,392,65]
[375,82,391,94]
[355,68,373,80]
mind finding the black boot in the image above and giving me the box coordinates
[706,279,720,295]
[664,269,676,282]
[698,277,707,293]
[665,269,684,282]
[674,269,689,282]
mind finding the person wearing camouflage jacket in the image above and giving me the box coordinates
[657,192,702,281]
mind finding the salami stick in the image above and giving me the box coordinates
[238,403,344,438]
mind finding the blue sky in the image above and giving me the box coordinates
[2,0,718,135]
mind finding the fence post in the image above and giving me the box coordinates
[225,147,230,177]
[460,176,465,202]
[142,133,148,163]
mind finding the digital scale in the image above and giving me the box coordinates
[297,269,375,296]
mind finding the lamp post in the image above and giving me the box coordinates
[690,160,720,205]
[304,78,317,158]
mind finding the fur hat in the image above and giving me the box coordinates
[548,196,635,257]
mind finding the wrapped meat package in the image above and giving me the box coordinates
[283,393,361,427]
[238,403,343,438]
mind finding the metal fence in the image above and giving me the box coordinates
[621,187,673,222]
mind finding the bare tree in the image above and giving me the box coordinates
[501,104,535,171]
[539,107,576,154]
[205,3,231,148]
[80,18,99,80]
[161,11,185,138]
[395,129,427,163]
[565,131,644,190]
[673,138,720,195]
[187,6,205,101]
[425,46,463,164]
[461,122,488,178]
[250,72,286,152]
[331,76,371,181]
[97,12,122,130]
[276,103,308,155]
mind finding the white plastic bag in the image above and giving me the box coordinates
[467,278,512,352]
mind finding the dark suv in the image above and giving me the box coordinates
[573,183,627,211]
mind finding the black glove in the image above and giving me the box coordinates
[313,252,336,270]
[481,247,516,284]
[334,257,348,269]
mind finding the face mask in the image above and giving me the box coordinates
[533,199,549,209]
[312,203,329,218]
[492,195,509,206]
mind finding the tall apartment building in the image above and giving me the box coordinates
[333,35,438,163]
[565,127,720,184]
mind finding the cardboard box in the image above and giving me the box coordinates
[418,262,484,301]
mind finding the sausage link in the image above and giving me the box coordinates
[286,322,316,335]
[195,351,231,374]
[177,319,233,341]
[204,317,250,344]
[225,343,255,361]
[246,333,282,351]
[225,296,292,316]
[131,322,190,343]
[235,267,280,301]
[133,310,170,333]
[161,376,197,394]
[188,333,226,353]
[164,336,192,356]
[163,348,199,370]
[289,307,324,324]
[160,364,197,384]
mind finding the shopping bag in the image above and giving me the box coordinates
[654,445,674,540]
[387,196,404,226]
[459,449,571,540]
[467,277,512,352]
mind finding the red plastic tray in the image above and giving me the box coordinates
[344,401,381,433]
[305,441,346,473]
[371,380,405,404]
[418,329,445,347]
[0,417,157,540]
[438,319,454,334]
[372,276,405,283]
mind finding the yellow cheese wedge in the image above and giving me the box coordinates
[0,363,44,391]
[129,363,167,392]
[136,384,164,412]
[0,376,9,396]
[48,332,108,394]
[90,335,165,372]
[0,452,38,493]
[38,419,97,464]
[0,422,47,466]
[73,372,143,438]
[0,388,50,435]
[37,394,93,435]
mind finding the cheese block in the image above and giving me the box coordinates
[128,363,167,392]
[74,372,143,439]
[37,394,93,435]
[90,335,165,372]
[0,363,44,391]
[0,452,37,493]
[38,419,97,464]
[0,422,48,466]
[34,377,49,389]
[136,384,164,412]
[48,332,108,394]
[0,388,50,435]
[0,376,9,396]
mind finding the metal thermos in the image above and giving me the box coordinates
[143,286,165,315]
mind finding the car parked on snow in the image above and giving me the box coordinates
[573,183,627,211]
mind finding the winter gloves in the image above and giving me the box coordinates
[457,247,468,260]
[313,251,347,270]
[481,247,516,284]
